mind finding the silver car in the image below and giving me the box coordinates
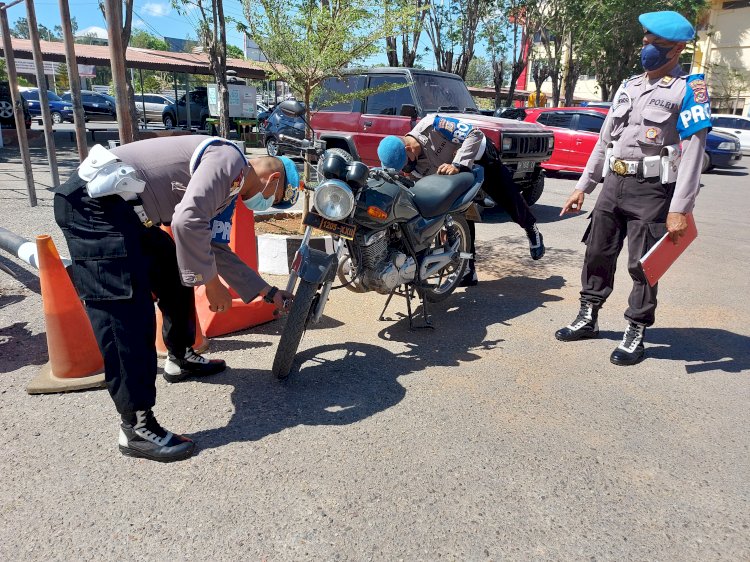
[134,93,175,123]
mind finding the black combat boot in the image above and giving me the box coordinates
[459,262,479,287]
[555,302,600,342]
[119,410,195,462]
[163,347,226,383]
[610,321,646,366]
[526,223,545,260]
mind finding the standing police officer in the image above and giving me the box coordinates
[54,135,297,462]
[556,11,711,366]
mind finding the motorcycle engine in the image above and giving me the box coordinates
[356,229,416,294]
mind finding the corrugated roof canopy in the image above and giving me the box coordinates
[0,37,271,79]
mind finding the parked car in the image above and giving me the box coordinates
[263,104,306,156]
[134,93,174,123]
[0,81,32,129]
[702,129,743,172]
[522,106,609,173]
[161,87,210,129]
[61,90,118,121]
[710,114,750,155]
[310,68,554,204]
[19,87,73,124]
[494,107,527,120]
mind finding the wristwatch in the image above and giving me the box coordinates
[263,286,278,304]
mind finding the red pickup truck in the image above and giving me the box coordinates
[309,68,554,204]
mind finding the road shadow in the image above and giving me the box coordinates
[599,327,750,374]
[378,276,565,368]
[0,322,48,373]
[186,342,409,453]
[480,203,576,226]
[707,168,748,177]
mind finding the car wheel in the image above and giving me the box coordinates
[163,114,175,129]
[701,152,711,173]
[51,111,63,125]
[266,136,280,157]
[0,100,13,120]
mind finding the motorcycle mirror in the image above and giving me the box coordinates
[279,100,305,118]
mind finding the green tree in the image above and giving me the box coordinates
[130,29,170,51]
[465,56,493,87]
[425,0,489,79]
[227,44,245,59]
[384,0,427,68]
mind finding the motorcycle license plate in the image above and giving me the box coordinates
[303,212,356,240]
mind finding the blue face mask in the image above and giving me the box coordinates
[641,43,673,71]
[243,176,279,212]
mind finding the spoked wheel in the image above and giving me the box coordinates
[419,213,471,303]
[272,280,319,379]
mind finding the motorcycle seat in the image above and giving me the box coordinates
[409,172,476,219]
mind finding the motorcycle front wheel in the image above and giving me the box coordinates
[420,213,471,303]
[272,280,319,379]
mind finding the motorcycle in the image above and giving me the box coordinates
[272,101,485,379]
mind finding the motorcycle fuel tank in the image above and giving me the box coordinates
[354,177,419,230]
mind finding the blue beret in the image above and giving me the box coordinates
[639,11,695,42]
[377,135,407,170]
[274,155,300,209]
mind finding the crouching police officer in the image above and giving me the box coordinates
[54,135,297,462]
[378,114,545,286]
[557,11,710,366]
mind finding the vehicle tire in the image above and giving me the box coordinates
[522,170,545,206]
[701,152,711,173]
[163,114,175,129]
[51,111,63,125]
[420,213,471,303]
[266,135,280,157]
[200,116,208,132]
[272,280,319,379]
[0,100,13,120]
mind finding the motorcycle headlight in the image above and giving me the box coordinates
[313,179,355,221]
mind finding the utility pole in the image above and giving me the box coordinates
[26,0,59,188]
[0,0,37,206]
[58,0,87,160]
[103,0,134,144]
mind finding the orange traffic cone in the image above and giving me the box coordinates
[195,203,276,337]
[27,235,106,394]
[154,307,209,357]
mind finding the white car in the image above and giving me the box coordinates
[134,93,175,123]
[711,114,750,156]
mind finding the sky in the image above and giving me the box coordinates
[8,0,433,68]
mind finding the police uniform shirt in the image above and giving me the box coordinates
[111,135,249,287]
[575,66,711,213]
[407,114,485,177]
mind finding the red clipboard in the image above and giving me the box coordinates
[639,213,697,287]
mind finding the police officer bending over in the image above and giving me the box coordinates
[54,135,296,462]
[557,11,710,366]
[378,114,545,286]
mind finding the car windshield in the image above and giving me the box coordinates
[413,74,477,113]
[47,91,62,101]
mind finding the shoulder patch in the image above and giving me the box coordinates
[433,115,474,145]
[690,78,708,103]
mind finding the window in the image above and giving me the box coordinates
[713,116,737,127]
[735,117,750,130]
[577,112,605,133]
[537,111,574,129]
[318,75,365,112]
[365,76,413,116]
[23,90,39,101]
[82,93,95,103]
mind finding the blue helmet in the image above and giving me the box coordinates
[274,155,300,209]
[377,135,407,170]
[638,11,695,42]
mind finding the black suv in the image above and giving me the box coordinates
[0,81,32,129]
[162,87,211,129]
[61,90,117,121]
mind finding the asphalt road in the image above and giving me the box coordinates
[0,141,748,560]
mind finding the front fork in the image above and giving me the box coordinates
[285,225,347,324]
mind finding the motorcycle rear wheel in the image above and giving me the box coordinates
[421,214,471,303]
[272,280,318,379]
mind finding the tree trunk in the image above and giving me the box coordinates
[492,58,504,109]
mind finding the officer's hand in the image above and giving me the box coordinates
[274,290,294,311]
[437,163,460,175]
[666,212,688,244]
[560,190,585,215]
[205,276,232,313]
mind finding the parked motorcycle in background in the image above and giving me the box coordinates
[272,101,484,379]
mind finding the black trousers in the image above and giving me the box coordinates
[54,174,196,415]
[467,139,537,268]
[579,174,673,326]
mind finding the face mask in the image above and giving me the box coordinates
[243,175,278,212]
[641,43,673,71]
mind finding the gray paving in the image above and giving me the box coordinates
[0,134,748,561]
